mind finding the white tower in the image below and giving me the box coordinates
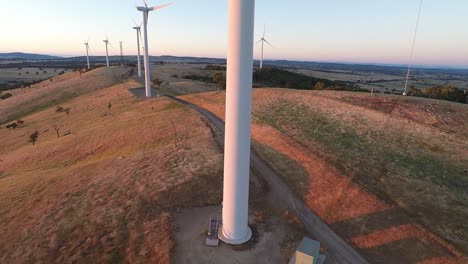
[133,24,143,77]
[103,37,110,68]
[84,42,90,69]
[257,25,272,69]
[136,1,172,97]
[120,41,123,64]
[218,0,255,245]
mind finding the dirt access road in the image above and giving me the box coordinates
[166,95,368,264]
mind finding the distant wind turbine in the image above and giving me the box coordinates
[136,0,173,97]
[256,25,272,69]
[120,41,124,64]
[103,36,111,68]
[84,40,90,70]
[132,20,143,77]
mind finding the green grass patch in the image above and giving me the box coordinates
[252,141,309,198]
[2,92,76,124]
[256,101,468,252]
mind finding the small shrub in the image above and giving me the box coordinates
[56,105,64,112]
[0,93,12,100]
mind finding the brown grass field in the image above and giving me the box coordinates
[180,89,468,263]
[1,64,467,263]
[0,67,69,87]
[0,70,227,262]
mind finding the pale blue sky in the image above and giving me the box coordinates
[0,0,467,67]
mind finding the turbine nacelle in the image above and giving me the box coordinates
[136,2,173,13]
[136,6,150,12]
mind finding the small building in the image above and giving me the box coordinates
[289,237,325,264]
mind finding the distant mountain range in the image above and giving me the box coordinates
[0,52,63,60]
[1,52,467,71]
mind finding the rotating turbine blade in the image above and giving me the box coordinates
[263,24,266,38]
[142,0,148,8]
[148,2,173,11]
[264,39,273,47]
[256,39,262,44]
[131,17,139,27]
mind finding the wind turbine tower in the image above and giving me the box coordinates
[84,42,90,70]
[257,26,272,69]
[218,0,255,245]
[133,23,143,77]
[103,37,110,67]
[120,41,124,64]
[136,1,172,97]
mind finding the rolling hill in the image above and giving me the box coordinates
[0,52,63,60]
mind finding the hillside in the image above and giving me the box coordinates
[0,52,62,60]
[0,76,226,263]
[0,66,129,124]
[0,68,305,263]
[180,89,468,263]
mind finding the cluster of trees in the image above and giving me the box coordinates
[182,73,226,90]
[407,85,466,104]
[204,64,226,71]
[253,67,366,92]
[5,120,24,129]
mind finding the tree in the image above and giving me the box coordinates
[152,78,163,89]
[29,131,39,146]
[314,82,325,90]
[211,73,226,91]
[407,85,424,97]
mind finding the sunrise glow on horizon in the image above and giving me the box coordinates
[1,0,467,68]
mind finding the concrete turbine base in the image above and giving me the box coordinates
[218,226,252,245]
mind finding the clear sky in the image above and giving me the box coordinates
[1,0,467,67]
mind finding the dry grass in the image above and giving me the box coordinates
[0,66,130,124]
[0,72,224,263]
[180,88,467,263]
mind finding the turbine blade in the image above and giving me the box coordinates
[143,0,148,8]
[256,39,262,44]
[131,17,139,27]
[149,2,173,11]
[264,39,273,47]
[263,24,266,38]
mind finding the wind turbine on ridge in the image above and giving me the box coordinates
[103,36,112,68]
[84,39,90,70]
[257,25,273,69]
[136,0,173,97]
[132,19,143,77]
